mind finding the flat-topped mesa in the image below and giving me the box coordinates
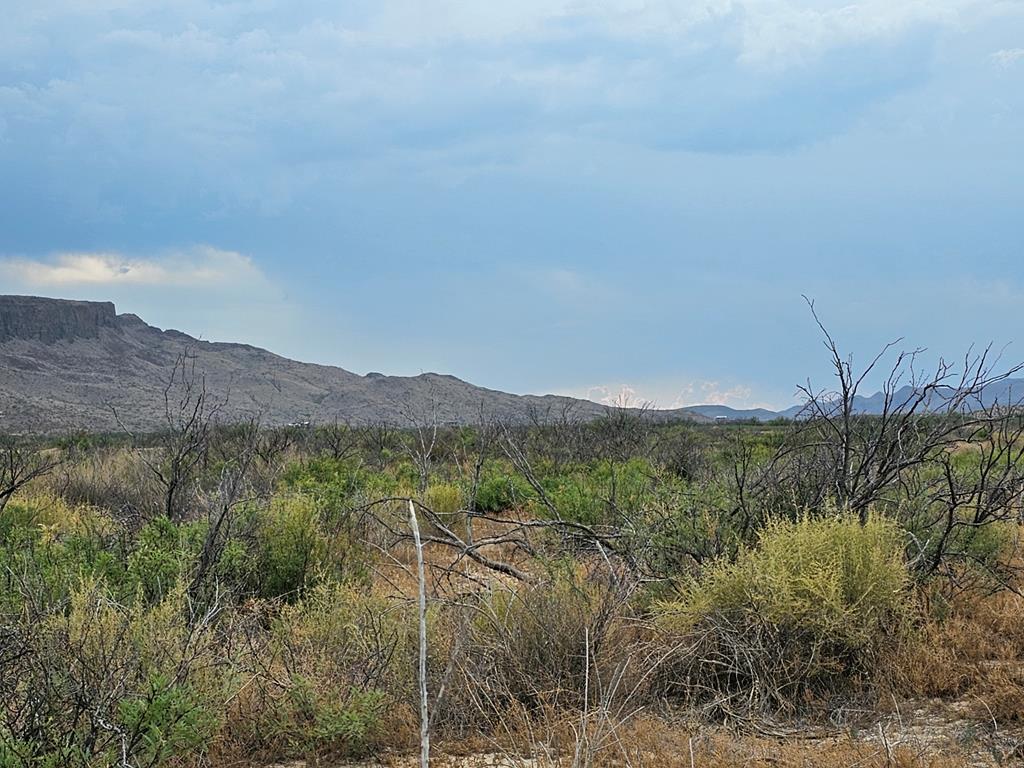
[0,295,118,343]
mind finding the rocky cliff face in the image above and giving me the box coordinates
[0,296,118,343]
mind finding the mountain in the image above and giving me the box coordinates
[0,295,708,433]
[6,296,1015,434]
[680,404,785,422]
[779,380,1024,420]
[869,382,1022,413]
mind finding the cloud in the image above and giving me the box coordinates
[205,1,1000,68]
[1,0,1011,192]
[0,0,1013,249]
[734,0,986,69]
[0,0,1018,412]
[565,378,775,411]
[992,48,1024,67]
[579,384,652,409]
[673,380,758,409]
[0,246,267,288]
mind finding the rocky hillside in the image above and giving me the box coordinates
[0,295,700,433]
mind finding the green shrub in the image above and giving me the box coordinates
[686,515,907,642]
[281,457,366,510]
[223,584,411,760]
[118,674,217,766]
[474,464,534,513]
[424,482,463,516]
[0,498,127,611]
[256,495,324,601]
[640,482,738,579]
[281,457,400,526]
[0,733,33,768]
[542,458,655,526]
[659,514,910,715]
[4,580,228,768]
[127,516,182,602]
[903,509,1018,591]
[279,678,386,758]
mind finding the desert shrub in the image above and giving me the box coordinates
[219,583,412,761]
[904,510,1019,591]
[640,490,734,579]
[658,514,911,717]
[474,576,592,706]
[422,482,466,540]
[3,579,227,767]
[437,567,640,733]
[118,673,218,767]
[474,463,534,513]
[55,448,166,521]
[896,585,1024,723]
[127,516,183,602]
[424,482,463,516]
[281,457,369,511]
[0,734,35,768]
[0,497,126,611]
[275,679,386,758]
[650,425,709,480]
[0,494,112,540]
[255,495,324,601]
[542,458,656,527]
[280,457,402,545]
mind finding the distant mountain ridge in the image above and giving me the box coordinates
[0,295,702,433]
[681,404,787,421]
[2,296,1019,434]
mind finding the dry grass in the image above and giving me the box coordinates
[47,446,165,520]
[895,587,1024,723]
[251,714,994,767]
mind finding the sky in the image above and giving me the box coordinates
[1,1,1022,410]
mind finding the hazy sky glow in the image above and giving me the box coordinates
[1,1,1022,409]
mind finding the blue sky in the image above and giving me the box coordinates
[1,1,1022,409]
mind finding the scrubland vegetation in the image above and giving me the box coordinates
[3,344,1024,767]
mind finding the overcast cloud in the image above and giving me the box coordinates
[1,1,1022,408]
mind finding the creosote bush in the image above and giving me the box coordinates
[424,482,463,516]
[2,578,226,767]
[658,514,911,716]
[217,582,415,762]
[473,462,535,512]
[255,494,325,600]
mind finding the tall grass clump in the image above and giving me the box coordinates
[659,514,911,718]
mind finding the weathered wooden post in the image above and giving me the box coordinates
[408,499,430,768]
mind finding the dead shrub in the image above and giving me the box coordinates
[55,448,167,523]
[429,564,658,744]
